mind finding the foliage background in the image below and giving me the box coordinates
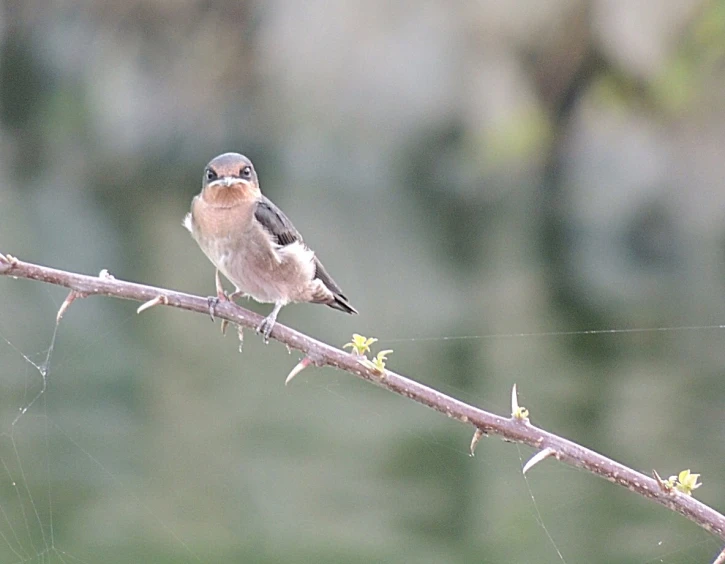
[2,1,725,562]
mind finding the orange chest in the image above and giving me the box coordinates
[191,198,253,241]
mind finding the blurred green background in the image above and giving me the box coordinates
[2,1,725,562]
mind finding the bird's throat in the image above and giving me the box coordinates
[201,185,252,208]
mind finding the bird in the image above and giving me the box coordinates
[184,152,357,341]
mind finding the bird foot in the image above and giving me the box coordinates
[256,316,276,344]
[208,287,233,320]
[207,295,221,322]
[208,269,238,323]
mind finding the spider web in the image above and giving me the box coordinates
[0,291,201,564]
[0,287,723,563]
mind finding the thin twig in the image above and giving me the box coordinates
[1,253,725,542]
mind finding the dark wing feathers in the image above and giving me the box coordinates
[313,258,357,314]
[254,196,301,246]
[254,197,357,314]
[313,257,343,295]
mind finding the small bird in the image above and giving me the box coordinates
[184,152,357,340]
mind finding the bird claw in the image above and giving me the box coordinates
[256,317,275,343]
[207,284,234,322]
[208,269,234,322]
[207,296,220,321]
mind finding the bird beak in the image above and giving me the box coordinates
[208,176,245,189]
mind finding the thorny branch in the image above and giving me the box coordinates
[2,252,725,553]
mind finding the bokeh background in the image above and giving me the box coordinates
[2,1,725,562]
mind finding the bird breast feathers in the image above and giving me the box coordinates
[182,213,193,234]
[276,240,316,277]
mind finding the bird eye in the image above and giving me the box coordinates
[205,168,217,181]
[240,166,252,178]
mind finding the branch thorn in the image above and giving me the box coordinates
[652,469,672,493]
[285,356,312,385]
[0,253,18,273]
[523,447,556,474]
[511,383,530,421]
[57,290,88,322]
[136,295,169,314]
[470,428,485,456]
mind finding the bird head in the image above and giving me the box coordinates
[201,152,260,206]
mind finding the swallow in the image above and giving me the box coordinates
[184,152,357,341]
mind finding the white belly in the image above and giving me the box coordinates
[195,228,316,304]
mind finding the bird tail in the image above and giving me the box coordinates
[326,294,358,315]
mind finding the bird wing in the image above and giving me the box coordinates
[253,196,346,296]
[254,196,302,247]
